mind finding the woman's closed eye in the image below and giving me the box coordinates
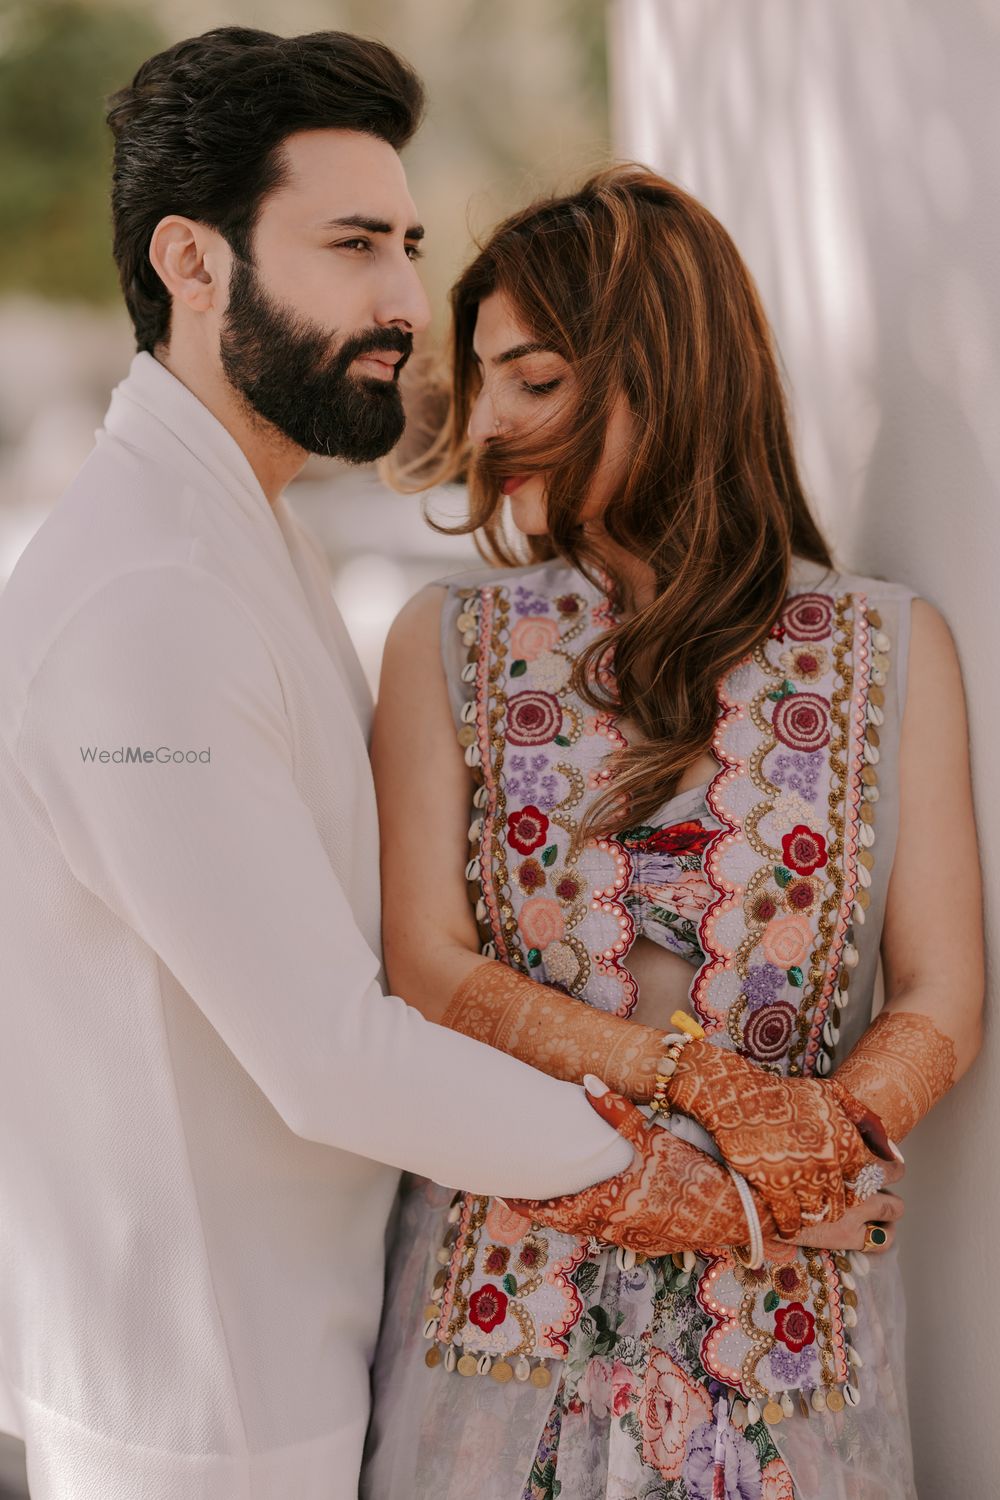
[522,378,562,396]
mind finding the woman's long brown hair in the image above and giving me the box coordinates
[392,164,835,842]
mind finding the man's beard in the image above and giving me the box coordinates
[219,254,412,463]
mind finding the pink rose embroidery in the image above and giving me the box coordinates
[761,913,813,969]
[510,616,561,661]
[519,896,565,951]
[483,1200,532,1246]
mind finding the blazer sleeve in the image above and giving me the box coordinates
[13,563,633,1199]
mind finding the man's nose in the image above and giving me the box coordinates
[376,257,431,337]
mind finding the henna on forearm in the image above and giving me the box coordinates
[834,1008,958,1142]
[440,959,667,1103]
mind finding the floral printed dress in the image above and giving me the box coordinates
[361,557,918,1500]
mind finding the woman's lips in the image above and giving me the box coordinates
[501,476,529,496]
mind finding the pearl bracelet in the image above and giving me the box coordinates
[727,1165,765,1270]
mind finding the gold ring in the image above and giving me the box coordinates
[862,1222,888,1252]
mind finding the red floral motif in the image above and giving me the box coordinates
[781,824,828,875]
[516,1232,548,1272]
[785,877,817,913]
[555,873,582,903]
[507,805,549,855]
[506,690,562,746]
[772,1261,809,1300]
[743,1002,797,1063]
[468,1283,509,1333]
[773,1300,816,1353]
[781,592,834,641]
[554,594,581,615]
[748,892,779,924]
[483,1245,510,1276]
[772,691,831,753]
[645,820,714,856]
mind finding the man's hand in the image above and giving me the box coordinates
[666,1038,902,1235]
[501,1081,779,1256]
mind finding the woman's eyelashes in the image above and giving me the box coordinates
[522,378,562,396]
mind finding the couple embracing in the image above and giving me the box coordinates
[0,25,981,1500]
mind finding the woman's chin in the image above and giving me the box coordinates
[508,491,548,536]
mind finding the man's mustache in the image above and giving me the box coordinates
[336,326,414,375]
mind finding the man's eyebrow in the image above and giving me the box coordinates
[472,341,556,367]
[321,214,425,241]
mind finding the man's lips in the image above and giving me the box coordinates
[354,350,404,379]
[501,476,529,495]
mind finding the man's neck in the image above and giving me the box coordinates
[153,347,308,506]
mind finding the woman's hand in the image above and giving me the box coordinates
[784,1187,905,1255]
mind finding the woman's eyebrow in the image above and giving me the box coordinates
[471,342,559,369]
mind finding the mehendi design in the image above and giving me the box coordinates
[441,960,666,1103]
[664,1037,888,1235]
[503,1089,778,1256]
[834,1008,958,1141]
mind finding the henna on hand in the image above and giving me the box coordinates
[665,1038,893,1237]
[441,959,668,1103]
[834,1008,958,1142]
[502,1086,779,1257]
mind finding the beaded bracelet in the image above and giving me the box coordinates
[648,1010,706,1117]
[727,1166,765,1270]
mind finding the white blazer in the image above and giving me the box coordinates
[0,353,631,1499]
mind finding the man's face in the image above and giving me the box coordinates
[218,129,431,462]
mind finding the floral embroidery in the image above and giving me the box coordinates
[519,897,565,951]
[772,691,831,752]
[783,876,819,914]
[771,1261,809,1301]
[761,914,813,969]
[743,1002,797,1062]
[506,690,562,746]
[516,858,546,893]
[742,963,786,1008]
[517,1232,549,1272]
[780,824,828,876]
[770,748,823,803]
[510,615,560,661]
[483,1245,511,1276]
[468,1283,508,1333]
[530,651,573,694]
[507,805,549,855]
[642,819,716,856]
[773,1301,816,1353]
[779,643,829,682]
[781,591,833,639]
[483,1199,532,1246]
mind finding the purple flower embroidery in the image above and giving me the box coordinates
[684,1419,763,1500]
[513,584,551,617]
[742,962,786,1009]
[768,1344,814,1385]
[770,749,823,804]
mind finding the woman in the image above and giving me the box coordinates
[360,166,983,1499]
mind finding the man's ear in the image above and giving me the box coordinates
[148,216,230,318]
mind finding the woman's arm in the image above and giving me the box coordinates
[835,598,984,1136]
[371,584,669,1102]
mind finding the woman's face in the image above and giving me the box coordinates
[467,291,633,537]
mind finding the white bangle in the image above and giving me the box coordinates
[726,1164,765,1270]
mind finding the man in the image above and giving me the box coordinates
[0,28,639,1500]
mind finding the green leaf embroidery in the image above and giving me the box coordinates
[763,1289,780,1313]
[527,948,542,967]
[510,659,527,677]
[774,865,792,887]
[541,844,558,866]
[554,734,571,747]
[787,966,804,986]
[502,1274,517,1297]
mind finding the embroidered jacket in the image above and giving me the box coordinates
[425,553,916,1420]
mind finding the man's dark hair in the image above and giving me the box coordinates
[105,27,425,353]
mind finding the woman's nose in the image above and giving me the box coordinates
[467,389,502,448]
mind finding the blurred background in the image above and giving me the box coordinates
[1,0,998,1494]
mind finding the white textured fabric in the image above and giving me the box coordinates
[0,352,632,1500]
